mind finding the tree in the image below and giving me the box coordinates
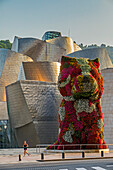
[0,40,12,49]
[101,44,106,48]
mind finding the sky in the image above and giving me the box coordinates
[1,0,113,46]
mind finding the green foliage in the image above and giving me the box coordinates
[0,40,12,49]
[79,43,87,49]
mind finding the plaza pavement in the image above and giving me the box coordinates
[0,148,113,164]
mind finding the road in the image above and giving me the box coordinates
[0,159,113,170]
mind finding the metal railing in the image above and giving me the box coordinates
[36,143,113,153]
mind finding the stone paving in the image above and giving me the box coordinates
[0,148,113,164]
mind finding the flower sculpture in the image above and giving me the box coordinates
[47,56,107,150]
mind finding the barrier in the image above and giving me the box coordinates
[62,152,65,159]
[101,151,104,157]
[41,153,44,160]
[19,154,21,161]
[36,143,111,153]
[82,152,85,158]
[35,144,113,161]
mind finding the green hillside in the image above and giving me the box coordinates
[0,40,12,49]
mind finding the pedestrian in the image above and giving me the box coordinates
[23,140,29,156]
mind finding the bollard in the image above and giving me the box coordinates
[62,152,65,159]
[41,153,44,160]
[101,151,104,157]
[19,154,21,161]
[82,152,85,158]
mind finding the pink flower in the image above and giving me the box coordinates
[73,121,83,131]
[65,101,75,115]
[65,84,72,96]
[61,66,74,80]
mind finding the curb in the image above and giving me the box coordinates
[38,157,113,162]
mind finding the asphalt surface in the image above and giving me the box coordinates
[0,159,113,170]
[0,148,113,170]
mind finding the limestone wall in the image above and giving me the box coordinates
[101,68,113,144]
[0,102,8,120]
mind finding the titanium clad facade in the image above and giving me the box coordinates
[11,36,81,62]
[67,47,113,70]
[0,49,32,102]
[11,36,66,62]
[17,62,60,82]
[46,36,81,55]
[6,81,62,147]
[0,49,9,77]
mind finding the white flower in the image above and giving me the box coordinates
[59,106,65,121]
[58,75,71,87]
[64,95,75,101]
[74,99,95,113]
[69,123,74,135]
[63,131,73,143]
[97,118,103,130]
[74,99,96,120]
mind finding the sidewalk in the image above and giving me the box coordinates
[0,148,113,164]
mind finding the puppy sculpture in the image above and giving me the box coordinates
[48,56,107,150]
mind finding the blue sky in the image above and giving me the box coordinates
[1,0,113,46]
